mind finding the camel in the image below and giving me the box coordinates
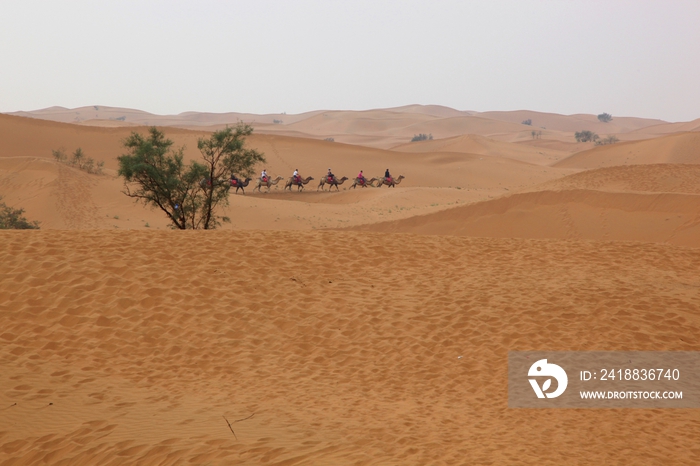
[230,178,252,194]
[376,175,405,188]
[253,175,283,193]
[284,176,314,191]
[318,176,349,191]
[350,176,378,189]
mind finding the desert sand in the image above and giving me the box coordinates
[1,106,700,464]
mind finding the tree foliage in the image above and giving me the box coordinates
[0,197,39,229]
[118,124,265,230]
[411,133,433,142]
[597,113,613,123]
[595,135,619,146]
[575,130,600,143]
[72,148,85,168]
[196,124,265,229]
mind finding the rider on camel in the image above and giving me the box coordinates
[327,168,335,183]
[384,168,392,182]
[261,169,268,183]
[358,170,365,185]
[293,169,300,184]
[230,173,239,186]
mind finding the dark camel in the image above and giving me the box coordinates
[284,176,314,191]
[318,176,349,191]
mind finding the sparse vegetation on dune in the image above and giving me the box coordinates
[411,133,433,142]
[52,147,104,174]
[575,130,599,143]
[595,135,619,146]
[0,197,39,229]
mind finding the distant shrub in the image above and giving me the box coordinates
[522,119,532,126]
[52,147,104,174]
[71,148,85,168]
[0,196,39,229]
[411,133,433,142]
[115,116,126,121]
[52,148,67,163]
[575,131,599,143]
[83,157,95,173]
[324,137,335,142]
[597,113,613,123]
[273,119,283,124]
[595,135,619,146]
[531,130,542,139]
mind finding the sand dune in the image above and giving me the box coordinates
[353,189,700,247]
[2,230,699,464]
[554,132,700,169]
[515,138,587,154]
[391,133,569,165]
[8,105,322,127]
[624,118,700,138]
[354,161,700,246]
[0,114,209,171]
[384,104,473,118]
[284,110,436,135]
[538,164,700,194]
[478,110,667,134]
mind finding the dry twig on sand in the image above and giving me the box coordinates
[234,413,255,423]
[223,416,237,440]
[223,413,254,440]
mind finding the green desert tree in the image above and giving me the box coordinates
[0,197,39,229]
[575,130,599,143]
[118,124,264,230]
[118,127,207,229]
[196,124,265,229]
[597,113,613,123]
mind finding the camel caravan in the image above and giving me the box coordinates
[216,168,404,194]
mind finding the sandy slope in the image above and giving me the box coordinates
[2,230,699,465]
[625,118,700,138]
[391,134,569,165]
[477,110,667,134]
[353,189,700,247]
[352,164,700,247]
[554,132,700,169]
[538,164,700,194]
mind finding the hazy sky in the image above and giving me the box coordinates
[2,0,699,121]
